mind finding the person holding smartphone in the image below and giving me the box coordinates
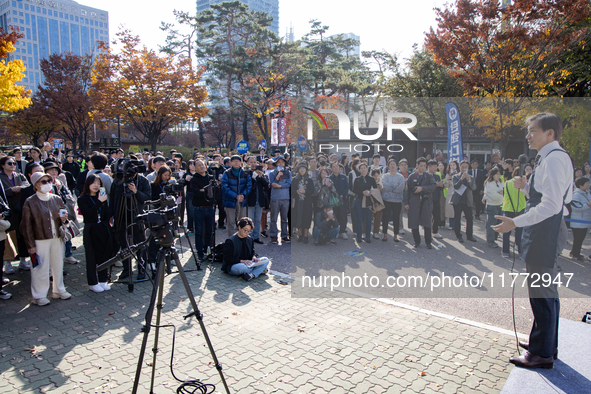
[20,172,71,306]
[78,174,116,293]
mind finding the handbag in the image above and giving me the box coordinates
[59,221,81,242]
[329,192,342,207]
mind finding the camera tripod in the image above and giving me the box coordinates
[98,230,230,394]
[115,183,148,292]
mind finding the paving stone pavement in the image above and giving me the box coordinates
[0,233,517,393]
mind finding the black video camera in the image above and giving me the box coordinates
[114,158,147,185]
[137,194,180,246]
[161,180,184,195]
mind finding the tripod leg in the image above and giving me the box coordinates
[171,250,230,394]
[132,249,167,394]
[149,252,167,393]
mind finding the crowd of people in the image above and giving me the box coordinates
[0,139,589,303]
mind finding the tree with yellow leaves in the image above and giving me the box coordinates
[89,30,208,152]
[0,28,31,112]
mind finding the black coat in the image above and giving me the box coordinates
[189,172,215,206]
[76,169,89,195]
[406,171,437,229]
[292,174,315,229]
[247,173,270,208]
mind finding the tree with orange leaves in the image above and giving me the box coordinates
[425,0,591,97]
[89,30,208,152]
[425,0,591,155]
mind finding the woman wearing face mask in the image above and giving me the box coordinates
[20,172,71,306]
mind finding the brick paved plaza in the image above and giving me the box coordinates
[0,232,521,393]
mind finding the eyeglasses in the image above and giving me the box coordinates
[5,162,15,166]
[39,179,51,185]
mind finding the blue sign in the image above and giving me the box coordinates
[260,139,267,151]
[297,136,308,152]
[446,102,463,163]
[237,140,249,154]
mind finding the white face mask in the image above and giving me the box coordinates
[40,184,52,193]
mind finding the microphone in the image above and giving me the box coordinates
[518,154,528,177]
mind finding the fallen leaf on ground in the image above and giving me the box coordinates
[25,346,37,354]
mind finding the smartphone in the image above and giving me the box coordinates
[59,208,68,217]
[99,187,106,196]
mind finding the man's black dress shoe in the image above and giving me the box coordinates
[467,237,477,242]
[518,341,558,360]
[509,350,553,369]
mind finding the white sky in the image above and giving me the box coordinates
[82,0,450,62]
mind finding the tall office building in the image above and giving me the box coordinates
[0,0,109,94]
[330,32,360,58]
[196,0,279,34]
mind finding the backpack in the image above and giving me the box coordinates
[207,242,225,262]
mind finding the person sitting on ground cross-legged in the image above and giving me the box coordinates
[221,217,270,281]
[313,205,340,246]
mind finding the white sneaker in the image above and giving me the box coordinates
[373,233,380,239]
[4,261,14,275]
[64,256,79,264]
[342,233,348,240]
[52,291,72,300]
[399,229,405,235]
[434,233,443,239]
[90,284,104,293]
[32,297,50,306]
[99,282,111,291]
[0,290,11,300]
[19,260,30,271]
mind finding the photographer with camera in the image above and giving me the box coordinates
[221,155,252,237]
[208,154,226,230]
[268,156,291,244]
[405,157,437,249]
[246,157,269,244]
[110,159,151,281]
[150,166,172,200]
[189,159,215,262]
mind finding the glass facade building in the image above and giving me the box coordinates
[0,0,108,94]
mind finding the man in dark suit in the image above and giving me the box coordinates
[470,159,486,219]
[451,160,477,243]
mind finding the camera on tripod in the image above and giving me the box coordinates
[136,194,180,246]
[161,179,184,195]
[114,158,147,185]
